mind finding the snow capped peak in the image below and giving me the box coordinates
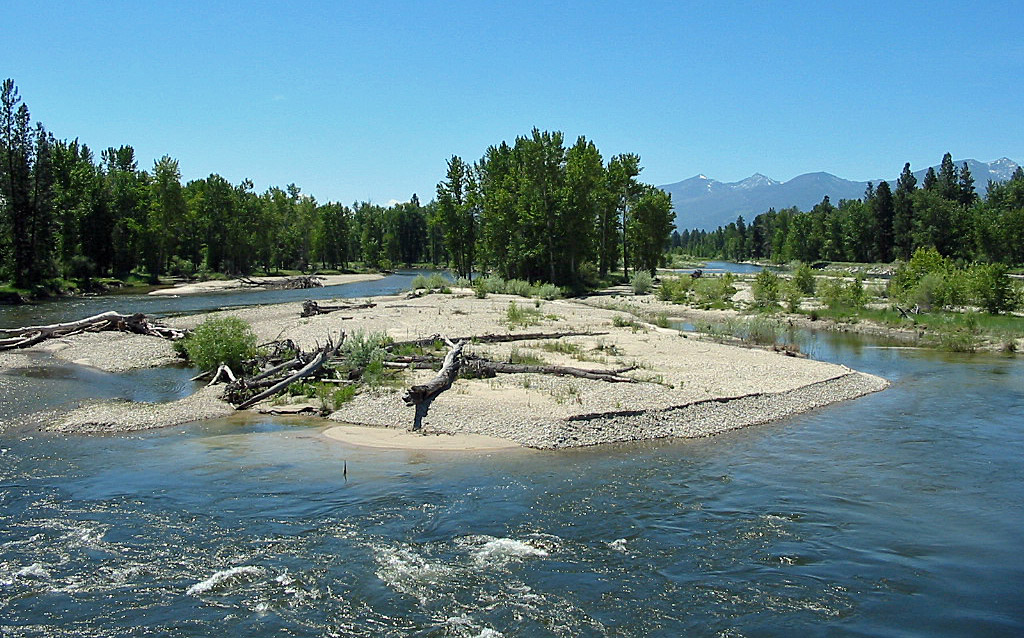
[734,173,779,189]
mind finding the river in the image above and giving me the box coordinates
[0,275,1022,636]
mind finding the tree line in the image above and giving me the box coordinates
[1,81,672,293]
[1,80,446,292]
[676,153,1024,266]
[435,128,674,288]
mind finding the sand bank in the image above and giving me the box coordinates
[26,287,888,445]
[147,273,383,296]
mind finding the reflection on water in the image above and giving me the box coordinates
[1,288,1023,636]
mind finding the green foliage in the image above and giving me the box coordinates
[792,262,816,294]
[340,331,392,369]
[181,316,259,372]
[782,281,803,313]
[693,273,736,307]
[820,277,867,311]
[507,347,545,365]
[534,283,561,300]
[657,275,693,303]
[969,263,1015,314]
[473,274,562,300]
[539,340,582,355]
[504,301,542,327]
[473,279,489,298]
[331,384,357,406]
[504,279,534,297]
[891,247,953,293]
[751,269,781,308]
[630,271,653,295]
[935,314,981,352]
[612,315,644,331]
[410,272,449,291]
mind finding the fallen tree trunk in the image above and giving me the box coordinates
[463,358,637,382]
[301,299,376,317]
[387,331,607,352]
[239,275,324,290]
[0,311,187,351]
[402,339,466,431]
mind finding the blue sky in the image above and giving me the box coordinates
[5,1,1021,204]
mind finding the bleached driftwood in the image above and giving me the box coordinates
[0,311,187,351]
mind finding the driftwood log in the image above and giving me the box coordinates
[402,339,466,431]
[0,311,187,351]
[239,275,324,290]
[387,331,607,352]
[301,299,376,317]
[233,337,343,410]
[463,358,637,382]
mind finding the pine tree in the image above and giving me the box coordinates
[958,162,978,207]
[937,152,959,200]
[872,180,895,262]
[893,163,917,260]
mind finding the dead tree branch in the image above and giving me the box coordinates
[402,338,466,431]
[0,311,187,351]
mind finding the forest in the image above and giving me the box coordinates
[0,79,672,295]
[676,154,1024,267]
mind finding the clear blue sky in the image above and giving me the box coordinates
[5,1,1021,204]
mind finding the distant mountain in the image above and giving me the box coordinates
[660,158,1020,231]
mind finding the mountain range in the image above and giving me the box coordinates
[659,158,1021,231]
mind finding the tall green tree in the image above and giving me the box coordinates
[872,180,895,262]
[893,162,917,260]
[1,79,56,287]
[627,185,674,275]
[436,155,476,278]
[147,155,187,279]
[607,153,642,279]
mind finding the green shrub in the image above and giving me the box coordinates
[970,263,1015,314]
[534,283,561,300]
[410,272,448,291]
[891,247,953,297]
[341,331,392,368]
[473,279,489,298]
[631,271,653,295]
[504,301,542,327]
[331,384,357,406]
[504,279,533,297]
[792,262,816,295]
[181,316,259,372]
[782,282,803,313]
[820,277,866,311]
[751,269,780,308]
[658,276,692,303]
[693,273,736,306]
[480,274,506,294]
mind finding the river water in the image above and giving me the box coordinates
[1,276,1022,636]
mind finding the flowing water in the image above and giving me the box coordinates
[1,283,1022,636]
[0,270,438,329]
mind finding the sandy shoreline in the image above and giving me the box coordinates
[11,286,890,448]
[147,273,383,296]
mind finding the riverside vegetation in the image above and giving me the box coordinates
[649,250,1023,354]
